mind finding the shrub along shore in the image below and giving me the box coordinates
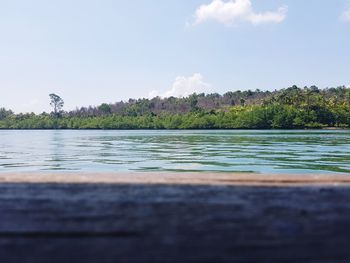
[1,86,349,129]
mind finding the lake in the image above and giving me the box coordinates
[0,130,349,174]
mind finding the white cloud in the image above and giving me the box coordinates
[340,8,350,22]
[148,74,212,98]
[193,0,287,26]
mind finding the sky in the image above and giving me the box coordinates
[0,0,350,113]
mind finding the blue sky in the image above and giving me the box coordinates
[0,0,350,113]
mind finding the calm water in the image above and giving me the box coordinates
[0,130,349,174]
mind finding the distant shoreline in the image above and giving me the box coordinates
[2,86,350,130]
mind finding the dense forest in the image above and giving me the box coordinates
[1,85,349,129]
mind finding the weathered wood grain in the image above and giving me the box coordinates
[0,174,349,262]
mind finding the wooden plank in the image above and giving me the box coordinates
[0,174,350,262]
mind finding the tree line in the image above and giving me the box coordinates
[0,85,349,129]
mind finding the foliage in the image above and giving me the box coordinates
[0,86,349,129]
[49,93,64,117]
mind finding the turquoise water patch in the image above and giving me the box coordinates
[0,130,349,174]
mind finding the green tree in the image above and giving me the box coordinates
[0,108,13,120]
[49,93,64,117]
[240,98,245,106]
[98,103,112,115]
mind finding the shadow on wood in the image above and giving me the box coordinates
[0,183,350,263]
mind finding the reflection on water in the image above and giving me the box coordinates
[0,130,349,174]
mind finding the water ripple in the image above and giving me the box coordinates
[0,130,349,174]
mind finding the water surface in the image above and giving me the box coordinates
[0,130,349,174]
